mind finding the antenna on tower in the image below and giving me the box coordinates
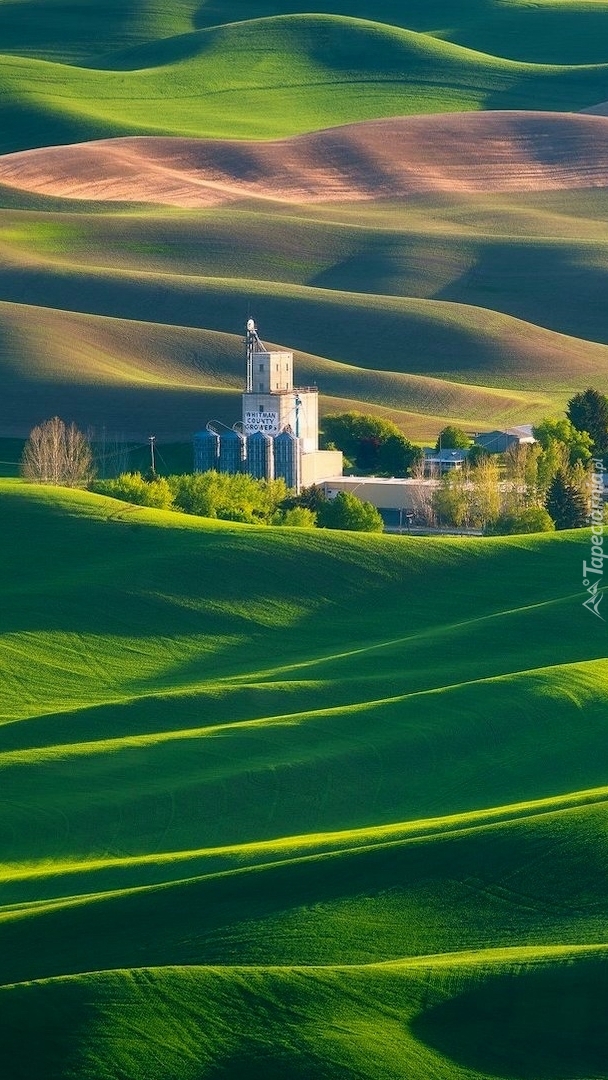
[245,317,267,392]
[245,317,256,393]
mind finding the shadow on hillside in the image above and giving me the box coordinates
[192,0,488,33]
[0,979,94,1080]
[0,95,117,156]
[435,240,608,352]
[2,382,236,443]
[484,65,608,115]
[98,29,216,72]
[0,1,134,63]
[412,958,608,1079]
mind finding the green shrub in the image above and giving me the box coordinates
[489,506,556,535]
[317,491,384,532]
[91,472,173,509]
[94,470,290,524]
[272,506,318,528]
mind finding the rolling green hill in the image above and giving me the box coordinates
[0,481,604,1078]
[1,7,608,442]
[4,190,608,440]
[4,0,608,68]
[2,16,608,154]
[2,2,608,1076]
[0,290,582,442]
[191,1,608,66]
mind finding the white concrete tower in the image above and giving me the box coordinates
[242,319,318,452]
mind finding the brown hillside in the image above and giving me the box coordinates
[3,112,608,206]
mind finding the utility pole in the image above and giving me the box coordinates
[149,435,156,476]
[101,424,106,479]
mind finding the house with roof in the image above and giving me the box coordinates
[422,447,469,474]
[473,425,535,454]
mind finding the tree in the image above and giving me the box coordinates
[317,491,383,532]
[409,455,437,526]
[545,469,588,529]
[466,443,488,467]
[532,417,592,466]
[166,472,288,523]
[503,441,543,511]
[277,484,327,522]
[569,460,592,516]
[291,485,328,513]
[93,470,292,523]
[536,437,569,497]
[21,416,94,487]
[468,455,501,529]
[435,425,471,451]
[432,467,470,528]
[566,388,608,455]
[376,432,422,475]
[322,412,421,475]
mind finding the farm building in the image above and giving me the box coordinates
[194,320,342,491]
[473,425,535,453]
[423,447,468,473]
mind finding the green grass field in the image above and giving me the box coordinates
[0,481,605,1078]
[4,191,608,441]
[4,0,608,67]
[2,14,608,153]
[1,3,608,441]
[2,3,608,1074]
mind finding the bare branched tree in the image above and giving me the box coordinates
[21,416,94,487]
[409,456,437,526]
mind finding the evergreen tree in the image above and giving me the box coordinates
[545,469,588,529]
[566,388,608,455]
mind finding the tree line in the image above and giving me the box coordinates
[19,387,608,533]
[19,417,383,532]
[320,393,603,531]
[90,471,383,532]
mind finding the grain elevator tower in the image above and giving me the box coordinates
[194,320,343,490]
[242,319,318,453]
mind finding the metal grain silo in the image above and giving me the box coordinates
[245,430,274,480]
[273,429,301,491]
[218,429,246,474]
[193,429,220,473]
